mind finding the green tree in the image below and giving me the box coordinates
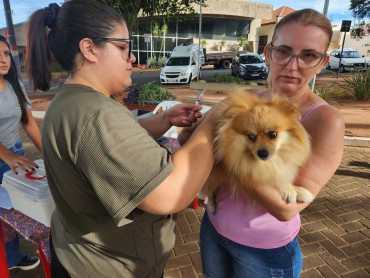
[349,0,370,19]
[100,0,207,33]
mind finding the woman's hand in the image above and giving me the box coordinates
[0,146,38,175]
[167,104,203,127]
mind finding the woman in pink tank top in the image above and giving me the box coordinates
[180,8,345,278]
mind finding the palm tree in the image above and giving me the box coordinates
[161,23,168,56]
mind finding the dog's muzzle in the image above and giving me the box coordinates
[257,149,269,160]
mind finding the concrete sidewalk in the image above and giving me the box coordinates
[10,119,370,278]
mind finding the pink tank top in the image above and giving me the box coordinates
[208,91,329,249]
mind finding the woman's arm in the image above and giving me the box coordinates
[0,143,39,174]
[252,106,345,221]
[177,110,210,146]
[138,104,202,139]
[137,106,219,214]
[21,110,42,152]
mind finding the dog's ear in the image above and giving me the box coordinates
[272,95,301,121]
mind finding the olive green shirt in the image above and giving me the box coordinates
[42,84,175,277]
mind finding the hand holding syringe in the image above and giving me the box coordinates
[189,90,205,117]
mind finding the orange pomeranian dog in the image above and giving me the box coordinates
[203,90,314,213]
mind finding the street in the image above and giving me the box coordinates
[23,67,350,95]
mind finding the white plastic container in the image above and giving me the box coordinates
[1,159,55,227]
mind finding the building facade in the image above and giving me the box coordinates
[1,0,273,66]
[4,2,366,67]
[133,0,273,65]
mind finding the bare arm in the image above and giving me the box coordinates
[253,106,345,221]
[138,104,202,139]
[22,110,42,152]
[0,111,41,174]
[137,107,218,214]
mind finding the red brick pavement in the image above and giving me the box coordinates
[9,122,370,278]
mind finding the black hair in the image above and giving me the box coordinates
[0,35,29,124]
[26,0,126,91]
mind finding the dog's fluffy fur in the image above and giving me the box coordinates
[203,90,314,213]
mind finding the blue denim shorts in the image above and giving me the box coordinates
[0,141,25,183]
[200,210,302,278]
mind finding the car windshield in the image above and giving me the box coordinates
[239,55,263,64]
[342,51,362,58]
[166,57,190,66]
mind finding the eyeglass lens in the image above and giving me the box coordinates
[270,47,324,68]
[95,38,132,59]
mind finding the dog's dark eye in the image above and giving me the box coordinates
[247,134,256,142]
[268,131,278,139]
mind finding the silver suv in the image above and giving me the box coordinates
[327,48,369,72]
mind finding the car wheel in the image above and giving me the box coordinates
[187,74,192,84]
[340,65,345,73]
[222,60,231,69]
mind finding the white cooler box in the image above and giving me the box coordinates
[1,159,55,227]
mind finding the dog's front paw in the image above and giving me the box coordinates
[281,187,297,203]
[294,186,314,203]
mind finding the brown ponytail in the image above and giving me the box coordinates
[26,8,53,91]
[25,0,125,91]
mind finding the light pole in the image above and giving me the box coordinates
[310,0,330,90]
[3,0,22,79]
[197,0,203,82]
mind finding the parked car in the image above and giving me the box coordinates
[326,48,369,72]
[231,53,268,79]
[160,43,204,84]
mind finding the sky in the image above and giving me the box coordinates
[0,0,363,29]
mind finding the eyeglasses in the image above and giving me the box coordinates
[268,43,327,69]
[94,38,133,59]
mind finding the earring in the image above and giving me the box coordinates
[82,50,87,54]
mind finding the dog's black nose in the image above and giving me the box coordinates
[257,149,269,160]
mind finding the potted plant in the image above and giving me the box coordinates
[219,40,226,51]
[147,56,165,69]
[237,36,248,51]
[123,82,176,110]
[200,38,207,49]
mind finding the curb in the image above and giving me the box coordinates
[132,69,161,73]
[22,69,161,79]
[31,111,46,118]
[344,136,370,148]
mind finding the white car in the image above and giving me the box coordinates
[160,43,203,84]
[327,48,369,72]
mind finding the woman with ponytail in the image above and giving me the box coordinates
[26,1,221,277]
[0,34,41,270]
